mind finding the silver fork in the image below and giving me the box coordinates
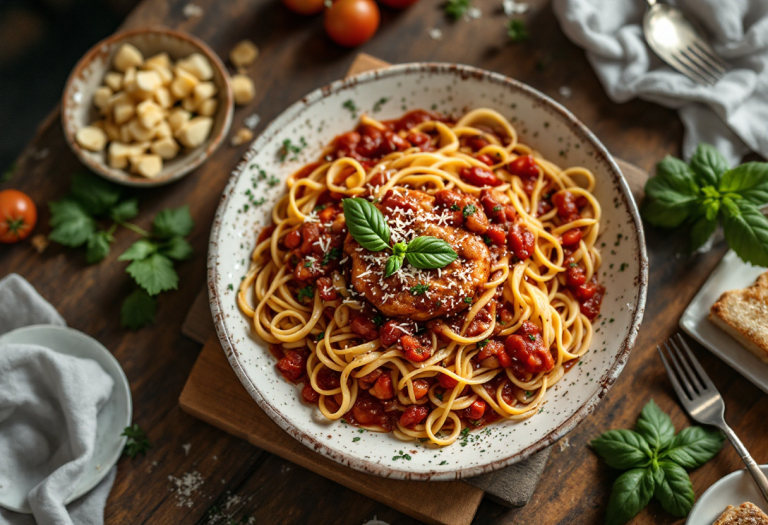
[658,333,768,503]
[643,0,731,86]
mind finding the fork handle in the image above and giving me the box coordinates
[720,423,768,504]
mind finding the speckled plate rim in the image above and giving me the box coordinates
[208,62,649,481]
[61,27,234,187]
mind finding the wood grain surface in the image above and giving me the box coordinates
[1,0,766,524]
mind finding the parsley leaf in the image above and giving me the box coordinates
[152,205,194,239]
[507,19,529,42]
[462,204,477,218]
[410,283,430,295]
[86,230,114,264]
[463,296,472,304]
[119,239,158,261]
[126,253,178,296]
[48,200,96,247]
[160,236,194,261]
[121,288,157,330]
[322,247,341,266]
[110,198,139,222]
[70,172,121,215]
[445,0,470,20]
[121,423,152,458]
[297,285,314,302]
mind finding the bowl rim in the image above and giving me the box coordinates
[207,62,649,481]
[61,27,234,188]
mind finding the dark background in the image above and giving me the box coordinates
[0,0,140,175]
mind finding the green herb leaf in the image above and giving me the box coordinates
[590,429,652,470]
[126,253,178,296]
[722,199,768,266]
[110,198,139,222]
[462,204,477,218]
[152,205,194,239]
[641,157,700,227]
[635,399,675,452]
[119,239,158,261]
[121,423,152,458]
[297,285,314,302]
[690,143,729,187]
[690,215,718,251]
[342,198,390,252]
[404,236,458,269]
[322,247,341,266]
[653,461,695,518]
[507,19,529,42]
[121,288,157,330]
[160,237,194,261]
[661,426,725,468]
[85,230,113,264]
[48,199,97,247]
[444,0,470,20]
[385,255,404,278]
[410,283,430,295]
[605,468,656,525]
[71,172,121,216]
[719,161,768,206]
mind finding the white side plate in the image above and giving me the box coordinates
[0,325,132,514]
[687,465,768,524]
[679,250,768,394]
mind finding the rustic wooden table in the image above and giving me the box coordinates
[2,0,766,523]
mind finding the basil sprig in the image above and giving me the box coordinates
[591,400,724,525]
[641,143,768,266]
[341,198,458,278]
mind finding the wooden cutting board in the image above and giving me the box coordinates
[178,54,650,525]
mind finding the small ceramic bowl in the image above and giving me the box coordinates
[62,28,234,187]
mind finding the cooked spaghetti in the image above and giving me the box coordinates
[238,108,605,446]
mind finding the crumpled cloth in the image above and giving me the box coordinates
[0,274,116,525]
[553,0,768,166]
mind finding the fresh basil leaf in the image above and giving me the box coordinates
[48,199,96,247]
[384,255,404,278]
[121,288,157,330]
[654,461,695,518]
[640,197,695,229]
[722,199,768,266]
[635,399,675,452]
[126,253,178,296]
[690,143,729,187]
[590,429,652,470]
[85,230,113,264]
[160,236,194,261]
[404,236,458,269]
[719,162,768,206]
[342,198,390,252]
[119,239,158,261]
[71,172,121,216]
[110,198,139,222]
[605,468,656,525]
[153,205,194,239]
[656,156,700,195]
[662,426,725,468]
[642,159,701,228]
[690,215,718,251]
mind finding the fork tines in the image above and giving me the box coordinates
[674,41,731,86]
[657,334,716,402]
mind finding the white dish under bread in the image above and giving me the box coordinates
[710,272,768,365]
[686,465,768,524]
[680,251,768,394]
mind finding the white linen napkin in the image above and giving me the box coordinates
[552,0,768,166]
[0,274,116,525]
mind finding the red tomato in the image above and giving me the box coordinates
[282,0,325,15]
[0,190,37,243]
[324,0,380,47]
[379,0,419,8]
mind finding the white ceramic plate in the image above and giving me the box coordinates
[687,465,768,524]
[208,63,648,480]
[0,325,132,513]
[680,250,768,395]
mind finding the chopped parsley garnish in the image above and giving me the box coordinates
[278,138,306,162]
[462,204,477,218]
[439,460,447,465]
[435,392,443,401]
[314,204,327,212]
[227,284,234,291]
[525,391,532,397]
[435,301,442,308]
[569,262,578,267]
[122,424,151,458]
[316,331,325,341]
[528,334,536,342]
[444,0,470,21]
[477,339,489,348]
[483,236,492,245]
[342,99,358,118]
[410,283,430,296]
[463,296,472,304]
[322,247,341,265]
[493,205,502,212]
[372,97,389,113]
[353,437,360,442]
[507,19,529,42]
[392,450,412,461]
[450,204,460,211]
[304,259,314,268]
[297,285,314,302]
[372,314,385,327]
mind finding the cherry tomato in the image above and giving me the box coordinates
[378,0,419,8]
[324,0,380,48]
[282,0,325,15]
[0,189,37,243]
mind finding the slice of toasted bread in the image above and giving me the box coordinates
[710,272,768,365]
[713,502,768,524]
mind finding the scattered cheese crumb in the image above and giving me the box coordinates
[559,86,573,99]
[558,437,570,451]
[168,471,204,507]
[429,28,443,40]
[502,0,529,15]
[182,443,191,456]
[183,3,203,17]
[466,7,482,19]
[243,113,260,130]
[362,517,390,525]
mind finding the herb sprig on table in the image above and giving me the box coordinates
[121,423,152,459]
[342,198,458,278]
[591,400,724,525]
[444,0,470,20]
[48,173,194,330]
[642,143,768,266]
